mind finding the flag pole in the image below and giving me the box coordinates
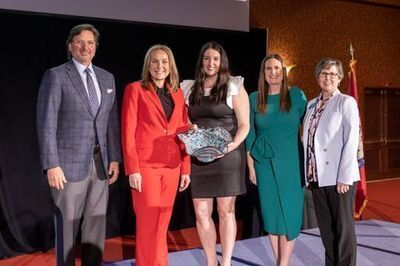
[347,43,368,219]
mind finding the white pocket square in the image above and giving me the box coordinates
[107,89,113,93]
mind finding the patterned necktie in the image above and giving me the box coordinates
[84,68,100,116]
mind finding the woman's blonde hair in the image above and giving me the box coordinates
[141,44,179,92]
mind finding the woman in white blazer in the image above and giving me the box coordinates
[302,58,360,266]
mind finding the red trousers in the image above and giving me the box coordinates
[131,166,180,266]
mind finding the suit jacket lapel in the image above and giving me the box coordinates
[94,67,107,115]
[304,101,315,138]
[318,90,340,126]
[65,61,95,118]
[168,86,180,123]
[143,82,167,122]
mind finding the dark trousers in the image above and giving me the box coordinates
[311,183,357,266]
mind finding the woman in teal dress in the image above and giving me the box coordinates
[245,54,307,266]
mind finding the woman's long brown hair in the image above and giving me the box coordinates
[189,42,231,105]
[257,54,291,113]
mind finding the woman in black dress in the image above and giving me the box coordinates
[181,42,249,266]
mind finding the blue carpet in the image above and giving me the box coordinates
[102,219,400,266]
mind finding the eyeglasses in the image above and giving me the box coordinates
[319,71,339,79]
[72,40,96,47]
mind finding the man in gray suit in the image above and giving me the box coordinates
[37,24,121,266]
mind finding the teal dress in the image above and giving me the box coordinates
[245,87,307,240]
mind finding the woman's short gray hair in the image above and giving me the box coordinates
[314,58,344,79]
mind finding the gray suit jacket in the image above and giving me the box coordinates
[37,61,121,182]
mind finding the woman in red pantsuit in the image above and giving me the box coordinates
[121,44,191,266]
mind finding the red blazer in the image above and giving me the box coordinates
[121,81,190,175]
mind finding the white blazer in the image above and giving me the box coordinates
[302,89,360,187]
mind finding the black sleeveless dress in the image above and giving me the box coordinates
[188,96,246,198]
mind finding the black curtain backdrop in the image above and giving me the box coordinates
[0,10,266,258]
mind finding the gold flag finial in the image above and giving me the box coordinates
[350,43,355,61]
